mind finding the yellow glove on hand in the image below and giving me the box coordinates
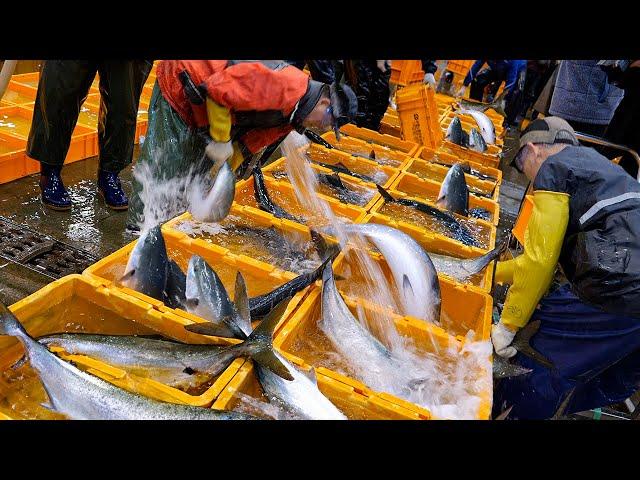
[501,190,569,329]
[491,321,518,358]
[206,97,231,143]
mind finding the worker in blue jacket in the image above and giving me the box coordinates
[460,60,527,127]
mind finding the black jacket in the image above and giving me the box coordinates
[534,145,640,318]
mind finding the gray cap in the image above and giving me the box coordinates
[511,116,580,169]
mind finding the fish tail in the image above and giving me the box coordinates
[376,184,396,203]
[241,297,294,381]
[465,241,506,275]
[0,303,27,338]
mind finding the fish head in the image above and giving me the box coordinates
[190,161,235,223]
[437,164,469,215]
[185,255,233,322]
[121,226,168,298]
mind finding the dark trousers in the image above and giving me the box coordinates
[494,284,640,419]
[470,68,523,126]
[27,60,152,173]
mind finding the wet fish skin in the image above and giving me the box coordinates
[318,173,366,206]
[458,109,496,144]
[376,185,480,248]
[429,242,505,284]
[252,167,303,223]
[469,127,487,153]
[121,226,169,302]
[343,223,441,323]
[312,160,377,184]
[437,164,469,216]
[446,117,469,147]
[0,303,257,420]
[493,355,533,379]
[456,90,507,117]
[185,256,251,339]
[165,260,187,309]
[190,160,236,223]
[511,320,555,370]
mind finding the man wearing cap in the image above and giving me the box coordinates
[127,60,357,230]
[492,116,640,419]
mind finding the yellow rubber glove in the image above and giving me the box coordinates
[500,190,569,329]
[206,97,231,143]
[494,258,516,285]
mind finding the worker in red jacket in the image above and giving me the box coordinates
[127,60,357,231]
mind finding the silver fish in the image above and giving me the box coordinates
[342,223,441,323]
[469,128,487,153]
[184,256,252,340]
[436,163,469,216]
[121,225,168,301]
[458,109,496,144]
[428,243,504,284]
[455,90,507,117]
[0,303,257,420]
[190,160,235,223]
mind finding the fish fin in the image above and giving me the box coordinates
[369,149,376,160]
[376,184,395,202]
[310,229,340,262]
[248,296,291,342]
[495,405,513,420]
[40,401,56,412]
[335,162,351,173]
[512,320,555,369]
[183,322,240,339]
[234,272,252,330]
[251,349,294,381]
[551,387,576,420]
[0,303,26,337]
[10,354,27,371]
[321,260,334,284]
[330,173,346,189]
[490,90,508,117]
[402,274,415,302]
[303,367,318,385]
[465,242,506,275]
[117,269,135,287]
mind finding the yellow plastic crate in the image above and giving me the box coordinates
[417,146,503,187]
[2,80,37,105]
[396,84,443,149]
[0,275,246,418]
[332,246,494,336]
[262,157,381,213]
[235,166,369,224]
[390,60,424,87]
[390,171,500,226]
[328,123,420,156]
[363,209,495,257]
[405,157,500,202]
[274,287,491,419]
[306,142,401,189]
[164,203,343,278]
[319,131,413,170]
[512,194,534,245]
[438,141,501,169]
[83,228,307,343]
[214,355,430,419]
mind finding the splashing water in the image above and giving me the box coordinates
[280,131,492,419]
[134,147,217,234]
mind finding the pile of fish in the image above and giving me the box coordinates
[445,105,499,154]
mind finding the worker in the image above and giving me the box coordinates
[459,60,527,128]
[343,60,390,131]
[491,117,640,419]
[27,60,152,210]
[421,59,438,87]
[127,60,357,230]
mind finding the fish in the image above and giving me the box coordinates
[248,255,338,319]
[342,223,441,323]
[429,242,505,284]
[468,127,487,153]
[511,320,555,370]
[436,163,469,216]
[165,259,187,309]
[318,173,366,206]
[493,355,533,380]
[455,90,507,117]
[457,109,496,144]
[312,160,377,184]
[550,387,576,420]
[0,303,257,420]
[436,160,497,183]
[184,255,252,340]
[37,295,294,389]
[252,166,303,223]
[190,160,236,223]
[446,116,469,147]
[320,262,402,376]
[494,405,514,420]
[376,185,481,248]
[120,225,169,302]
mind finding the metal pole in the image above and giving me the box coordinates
[574,132,640,182]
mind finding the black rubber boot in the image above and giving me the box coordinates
[97,170,128,210]
[39,163,72,211]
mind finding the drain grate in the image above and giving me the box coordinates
[0,216,98,280]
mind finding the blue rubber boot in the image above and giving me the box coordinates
[39,163,72,211]
[97,170,128,210]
